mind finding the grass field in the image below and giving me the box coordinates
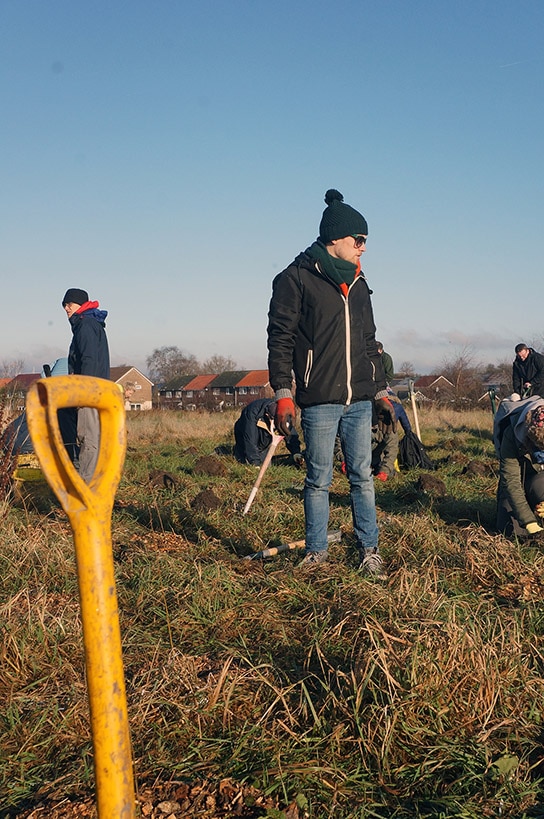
[2,405,544,818]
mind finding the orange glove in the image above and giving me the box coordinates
[275,397,295,436]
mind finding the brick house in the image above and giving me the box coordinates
[157,374,195,410]
[109,366,154,411]
[180,374,218,411]
[231,370,273,408]
[158,370,275,411]
[202,371,249,410]
[413,375,455,403]
[3,373,41,413]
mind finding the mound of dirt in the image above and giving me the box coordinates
[193,456,228,477]
[148,469,177,489]
[462,460,491,477]
[191,488,222,512]
[442,437,464,451]
[417,473,447,497]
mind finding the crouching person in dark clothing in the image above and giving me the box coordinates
[372,393,412,481]
[494,395,544,538]
[234,398,302,466]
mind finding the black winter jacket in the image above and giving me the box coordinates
[68,308,110,379]
[512,348,544,397]
[267,252,386,408]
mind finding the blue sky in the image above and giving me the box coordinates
[2,0,543,378]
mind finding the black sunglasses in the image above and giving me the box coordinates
[351,235,367,248]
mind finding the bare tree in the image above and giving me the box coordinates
[202,354,239,374]
[398,360,416,378]
[440,347,484,407]
[145,346,200,384]
[0,358,25,378]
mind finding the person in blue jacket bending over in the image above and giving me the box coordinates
[234,398,302,466]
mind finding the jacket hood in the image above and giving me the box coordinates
[293,250,315,270]
[493,395,544,455]
[70,307,108,326]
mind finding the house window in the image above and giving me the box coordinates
[250,387,259,395]
[186,390,193,398]
[225,387,233,395]
[213,388,220,395]
[165,391,172,398]
[238,387,247,395]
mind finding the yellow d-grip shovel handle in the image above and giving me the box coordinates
[26,376,135,819]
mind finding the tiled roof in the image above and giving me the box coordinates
[236,370,270,387]
[109,366,133,381]
[208,370,250,388]
[161,374,196,391]
[182,374,218,391]
[161,370,271,391]
[9,373,41,389]
[110,366,153,385]
[414,375,454,388]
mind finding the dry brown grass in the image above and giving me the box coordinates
[125,408,237,444]
[3,406,544,818]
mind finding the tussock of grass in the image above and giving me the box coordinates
[2,408,544,818]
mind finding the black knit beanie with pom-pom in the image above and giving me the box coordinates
[318,189,368,243]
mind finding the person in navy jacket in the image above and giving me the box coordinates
[234,398,302,466]
[62,287,110,483]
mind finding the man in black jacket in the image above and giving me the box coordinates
[267,189,394,574]
[62,287,110,483]
[512,344,544,398]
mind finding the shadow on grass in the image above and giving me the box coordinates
[113,499,224,545]
[434,495,497,531]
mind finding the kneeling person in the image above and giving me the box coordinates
[372,393,412,481]
[494,394,544,537]
[234,398,302,466]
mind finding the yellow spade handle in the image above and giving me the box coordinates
[26,376,135,819]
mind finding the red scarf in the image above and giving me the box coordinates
[75,300,99,313]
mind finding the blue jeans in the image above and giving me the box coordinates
[301,401,378,553]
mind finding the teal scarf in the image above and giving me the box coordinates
[305,240,358,287]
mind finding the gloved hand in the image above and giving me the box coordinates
[526,521,544,535]
[274,397,296,437]
[375,397,397,435]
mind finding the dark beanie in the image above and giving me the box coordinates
[318,189,368,243]
[62,288,89,307]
